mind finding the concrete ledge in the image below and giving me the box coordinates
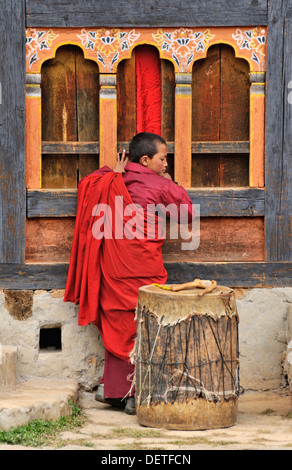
[0,377,78,431]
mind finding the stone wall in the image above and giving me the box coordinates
[235,288,292,391]
[0,287,291,391]
[0,290,104,390]
[283,305,292,392]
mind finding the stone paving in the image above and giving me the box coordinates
[0,387,291,451]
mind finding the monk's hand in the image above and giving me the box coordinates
[113,149,129,173]
[161,172,172,180]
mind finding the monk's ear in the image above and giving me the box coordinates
[140,155,149,167]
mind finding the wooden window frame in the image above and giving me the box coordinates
[0,0,291,289]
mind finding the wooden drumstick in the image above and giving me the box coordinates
[198,280,217,296]
[170,279,200,291]
[170,279,217,296]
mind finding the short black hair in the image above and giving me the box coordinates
[129,132,166,163]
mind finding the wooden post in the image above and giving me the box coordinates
[249,72,265,187]
[265,0,292,261]
[26,74,41,189]
[0,0,26,263]
[174,73,192,188]
[99,74,117,169]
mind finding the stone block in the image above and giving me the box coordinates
[0,377,78,431]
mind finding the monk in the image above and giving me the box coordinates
[64,132,195,414]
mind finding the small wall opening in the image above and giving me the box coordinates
[39,325,62,351]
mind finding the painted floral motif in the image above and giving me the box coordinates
[25,27,267,74]
[232,27,266,70]
[77,28,140,71]
[26,29,59,69]
[153,28,215,71]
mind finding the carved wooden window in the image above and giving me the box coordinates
[24,27,267,268]
[41,45,100,188]
[191,44,250,187]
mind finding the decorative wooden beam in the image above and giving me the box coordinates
[165,262,292,287]
[27,189,78,217]
[187,188,265,217]
[117,141,250,154]
[0,262,291,289]
[117,141,175,154]
[26,188,265,218]
[191,141,250,154]
[25,0,268,28]
[42,141,100,154]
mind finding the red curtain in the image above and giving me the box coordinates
[135,45,161,135]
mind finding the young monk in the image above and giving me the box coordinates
[64,132,195,414]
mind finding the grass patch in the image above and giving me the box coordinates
[109,429,239,449]
[117,435,240,450]
[117,442,161,451]
[170,436,239,447]
[109,427,164,439]
[88,427,164,441]
[260,408,275,415]
[54,438,95,449]
[0,400,86,448]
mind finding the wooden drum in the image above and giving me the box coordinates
[134,284,240,430]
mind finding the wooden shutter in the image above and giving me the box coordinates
[41,45,100,188]
[191,44,250,187]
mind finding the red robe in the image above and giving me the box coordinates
[64,170,167,362]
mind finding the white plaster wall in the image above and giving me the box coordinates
[237,288,292,390]
[0,290,105,389]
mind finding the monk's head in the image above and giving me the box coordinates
[129,132,168,176]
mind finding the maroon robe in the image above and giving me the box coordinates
[64,166,194,398]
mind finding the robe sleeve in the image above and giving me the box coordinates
[160,180,195,223]
[92,165,113,176]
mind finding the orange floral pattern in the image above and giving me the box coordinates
[153,27,215,71]
[77,28,140,71]
[232,27,266,70]
[26,28,59,69]
[25,27,267,73]
[153,26,267,72]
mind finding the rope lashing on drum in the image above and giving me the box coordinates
[205,314,239,397]
[137,307,240,406]
[138,319,163,408]
[152,279,217,296]
[122,371,136,402]
[164,370,230,402]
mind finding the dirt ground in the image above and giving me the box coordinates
[0,388,292,452]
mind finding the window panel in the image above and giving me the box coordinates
[191,44,250,187]
[41,45,99,188]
